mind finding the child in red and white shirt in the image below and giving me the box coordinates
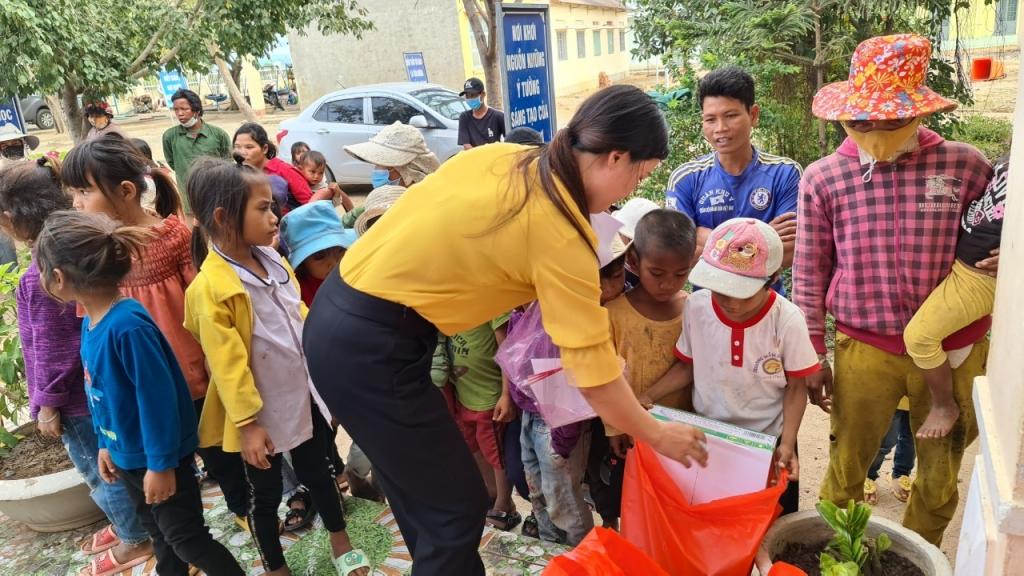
[640,218,818,515]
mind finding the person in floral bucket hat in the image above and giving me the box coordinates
[793,33,997,545]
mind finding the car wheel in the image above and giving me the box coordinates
[36,108,55,130]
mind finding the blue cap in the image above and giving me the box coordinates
[280,201,358,269]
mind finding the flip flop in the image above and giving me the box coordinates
[78,548,152,576]
[283,489,316,533]
[334,548,371,576]
[863,478,878,505]
[485,509,522,532]
[79,525,120,556]
[891,474,913,503]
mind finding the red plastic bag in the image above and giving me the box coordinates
[544,527,670,576]
[620,440,788,576]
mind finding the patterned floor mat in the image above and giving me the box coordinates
[0,481,567,575]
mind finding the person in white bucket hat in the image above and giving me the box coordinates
[0,123,39,163]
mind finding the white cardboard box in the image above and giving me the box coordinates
[649,405,778,505]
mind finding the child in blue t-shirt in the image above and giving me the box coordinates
[36,210,243,576]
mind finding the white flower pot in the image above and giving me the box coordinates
[0,424,104,533]
[761,510,951,576]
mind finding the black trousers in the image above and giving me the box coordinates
[585,419,625,523]
[194,398,249,518]
[121,457,243,576]
[304,273,488,576]
[243,402,346,572]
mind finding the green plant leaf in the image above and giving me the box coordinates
[877,532,891,554]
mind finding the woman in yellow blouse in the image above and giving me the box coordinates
[304,86,708,574]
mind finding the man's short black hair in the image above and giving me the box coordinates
[170,89,203,117]
[698,67,756,111]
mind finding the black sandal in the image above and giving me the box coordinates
[521,514,540,538]
[485,509,522,532]
[283,489,316,532]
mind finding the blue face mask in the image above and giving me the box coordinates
[371,168,400,189]
[466,97,482,111]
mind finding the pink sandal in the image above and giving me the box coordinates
[79,525,120,556]
[78,548,152,576]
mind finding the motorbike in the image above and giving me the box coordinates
[263,84,297,111]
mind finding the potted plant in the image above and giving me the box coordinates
[0,261,104,532]
[759,500,951,576]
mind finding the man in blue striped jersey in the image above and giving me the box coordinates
[665,67,801,295]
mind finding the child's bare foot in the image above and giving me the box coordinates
[330,530,370,575]
[78,541,153,576]
[916,402,960,439]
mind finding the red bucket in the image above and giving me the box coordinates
[972,58,993,81]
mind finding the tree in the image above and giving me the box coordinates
[463,0,502,104]
[631,0,974,161]
[0,0,372,142]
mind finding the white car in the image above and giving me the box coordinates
[277,82,468,185]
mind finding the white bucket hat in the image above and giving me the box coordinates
[345,122,433,168]
[0,124,39,150]
[613,198,660,240]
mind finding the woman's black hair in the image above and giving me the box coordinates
[186,157,269,269]
[234,122,277,160]
[0,156,70,243]
[84,103,113,118]
[170,89,203,117]
[129,137,154,162]
[506,127,544,146]
[300,150,327,168]
[62,133,181,218]
[36,211,151,301]
[505,85,668,252]
[632,209,697,260]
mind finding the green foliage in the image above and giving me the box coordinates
[817,500,892,576]
[954,115,1013,162]
[0,261,28,429]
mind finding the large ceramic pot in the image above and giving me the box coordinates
[761,510,951,576]
[0,423,103,532]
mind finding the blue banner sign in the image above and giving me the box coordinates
[0,97,26,134]
[499,7,555,141]
[158,69,189,104]
[403,52,429,83]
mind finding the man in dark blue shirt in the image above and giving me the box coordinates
[666,68,801,293]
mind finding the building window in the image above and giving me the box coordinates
[593,30,602,56]
[557,30,568,60]
[608,30,615,53]
[577,30,586,58]
[620,30,626,52]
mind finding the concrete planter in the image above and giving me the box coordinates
[0,424,104,532]
[761,511,951,576]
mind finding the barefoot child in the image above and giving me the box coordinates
[642,218,818,515]
[905,156,1006,439]
[0,159,154,575]
[36,211,243,575]
[183,159,370,576]
[598,209,696,529]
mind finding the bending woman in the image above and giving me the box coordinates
[304,85,708,575]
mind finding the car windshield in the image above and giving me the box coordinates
[410,89,468,121]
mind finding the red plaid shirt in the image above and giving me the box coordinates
[793,128,993,355]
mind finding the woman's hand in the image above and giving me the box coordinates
[650,422,708,468]
[144,469,177,504]
[240,422,275,469]
[976,248,1000,278]
[36,406,62,439]
[98,449,119,483]
[329,183,355,212]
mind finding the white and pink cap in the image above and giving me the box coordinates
[689,217,783,299]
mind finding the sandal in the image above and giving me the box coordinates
[863,478,878,505]
[78,548,152,576]
[284,489,316,532]
[891,474,913,503]
[485,509,522,532]
[334,548,371,575]
[521,514,540,539]
[79,525,120,556]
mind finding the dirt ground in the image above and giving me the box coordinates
[963,47,1019,119]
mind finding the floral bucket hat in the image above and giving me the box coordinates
[812,34,957,121]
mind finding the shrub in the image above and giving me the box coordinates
[0,260,27,429]
[953,114,1012,162]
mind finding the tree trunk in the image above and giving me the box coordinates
[60,82,86,144]
[463,0,503,105]
[209,44,258,123]
[228,58,244,112]
[812,3,828,157]
[44,95,67,135]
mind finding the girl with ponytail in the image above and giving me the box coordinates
[62,135,209,407]
[36,211,243,576]
[0,158,156,573]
